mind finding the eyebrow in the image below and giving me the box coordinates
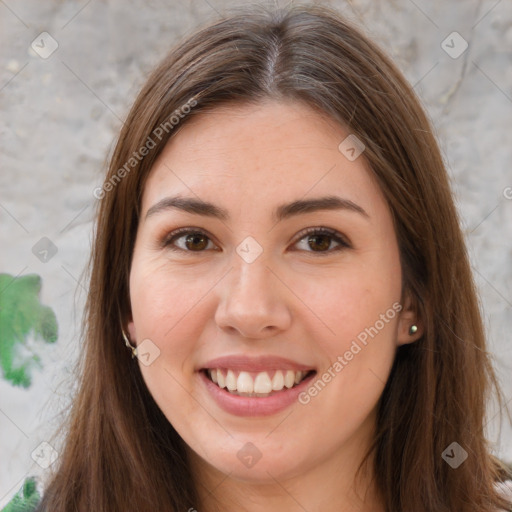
[145,195,369,222]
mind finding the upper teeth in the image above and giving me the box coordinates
[208,369,307,394]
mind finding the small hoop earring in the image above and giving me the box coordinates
[121,329,138,359]
[409,325,418,335]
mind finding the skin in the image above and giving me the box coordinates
[127,100,422,512]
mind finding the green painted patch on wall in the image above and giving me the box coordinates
[0,273,58,388]
[1,477,40,512]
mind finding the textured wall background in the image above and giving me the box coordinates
[1,0,511,505]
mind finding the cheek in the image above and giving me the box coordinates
[129,263,205,422]
[295,256,401,342]
[296,275,399,438]
[128,258,204,384]
[130,253,210,338]
[293,249,401,402]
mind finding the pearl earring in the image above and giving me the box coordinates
[409,325,418,335]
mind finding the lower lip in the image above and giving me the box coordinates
[199,370,316,417]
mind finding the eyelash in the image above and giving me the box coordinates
[161,226,351,255]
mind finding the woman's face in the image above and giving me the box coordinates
[128,100,419,487]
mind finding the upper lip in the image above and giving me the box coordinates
[200,355,316,373]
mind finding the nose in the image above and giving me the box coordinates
[214,257,292,339]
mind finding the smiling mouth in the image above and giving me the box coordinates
[203,368,316,397]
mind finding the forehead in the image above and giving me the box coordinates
[140,100,383,218]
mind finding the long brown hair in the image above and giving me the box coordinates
[39,3,511,511]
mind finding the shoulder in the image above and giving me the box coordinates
[3,477,511,512]
[496,480,512,512]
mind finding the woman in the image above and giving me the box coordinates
[20,3,511,511]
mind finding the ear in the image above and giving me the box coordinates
[126,316,137,343]
[396,290,423,346]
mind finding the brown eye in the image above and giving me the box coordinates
[307,233,331,252]
[184,233,209,251]
[163,229,216,252]
[293,227,351,254]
